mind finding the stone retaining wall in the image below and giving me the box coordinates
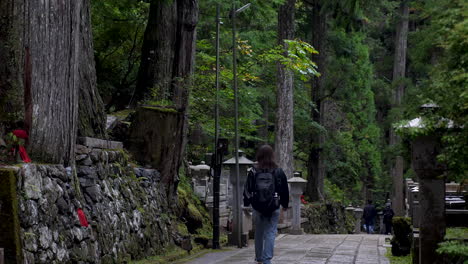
[303,202,355,234]
[14,146,173,263]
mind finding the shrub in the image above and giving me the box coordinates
[391,217,412,256]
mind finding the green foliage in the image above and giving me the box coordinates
[404,0,468,182]
[91,0,149,111]
[437,241,468,262]
[321,29,384,205]
[436,227,468,263]
[445,227,468,240]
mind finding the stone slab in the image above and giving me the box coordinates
[77,137,123,149]
[186,234,391,264]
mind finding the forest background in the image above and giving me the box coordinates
[61,0,468,207]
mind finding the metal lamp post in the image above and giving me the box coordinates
[231,1,251,248]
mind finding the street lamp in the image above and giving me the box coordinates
[231,1,251,249]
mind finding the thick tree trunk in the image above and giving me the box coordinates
[275,0,296,179]
[0,0,83,166]
[306,0,327,201]
[134,1,176,104]
[135,0,198,198]
[390,0,409,216]
[25,0,81,165]
[78,0,106,138]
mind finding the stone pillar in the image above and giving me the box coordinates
[223,151,253,247]
[354,208,363,233]
[411,135,446,264]
[288,175,307,235]
[345,206,356,233]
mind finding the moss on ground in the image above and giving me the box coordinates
[386,248,412,264]
[142,106,178,114]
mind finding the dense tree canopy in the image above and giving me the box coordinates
[84,0,467,207]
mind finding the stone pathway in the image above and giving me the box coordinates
[186,234,391,264]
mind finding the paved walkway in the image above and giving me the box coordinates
[186,234,391,264]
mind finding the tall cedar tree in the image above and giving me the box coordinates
[0,0,96,165]
[275,0,296,179]
[0,0,104,164]
[390,0,409,216]
[306,0,328,201]
[135,0,198,194]
[78,0,106,138]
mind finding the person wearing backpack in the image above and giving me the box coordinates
[243,145,289,264]
[382,203,394,235]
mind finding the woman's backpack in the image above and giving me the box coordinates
[251,168,280,216]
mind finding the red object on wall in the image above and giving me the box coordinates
[12,129,28,139]
[77,208,89,227]
[18,146,31,163]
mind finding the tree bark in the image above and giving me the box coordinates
[275,0,296,179]
[390,0,409,216]
[77,0,106,138]
[0,0,84,166]
[134,1,177,104]
[306,0,327,201]
[26,0,81,165]
[135,0,198,198]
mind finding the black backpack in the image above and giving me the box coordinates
[383,208,393,221]
[251,168,280,216]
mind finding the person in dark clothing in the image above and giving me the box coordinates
[382,203,395,235]
[362,200,377,234]
[243,145,289,264]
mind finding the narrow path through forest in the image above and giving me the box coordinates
[186,234,391,264]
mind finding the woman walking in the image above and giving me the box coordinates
[243,145,289,264]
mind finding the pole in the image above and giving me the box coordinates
[232,1,242,248]
[212,3,221,250]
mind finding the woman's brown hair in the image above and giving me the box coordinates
[255,145,278,169]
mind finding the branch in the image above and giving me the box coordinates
[120,26,141,87]
[319,78,343,101]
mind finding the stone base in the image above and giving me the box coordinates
[412,232,420,264]
[288,228,304,235]
[227,233,248,247]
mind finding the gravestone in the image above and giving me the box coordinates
[411,135,446,264]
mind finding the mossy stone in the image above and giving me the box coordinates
[0,168,22,263]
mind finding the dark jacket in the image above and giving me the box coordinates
[363,204,377,222]
[243,166,289,209]
[383,207,394,223]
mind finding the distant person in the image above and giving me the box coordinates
[362,200,377,234]
[243,145,289,264]
[383,203,395,235]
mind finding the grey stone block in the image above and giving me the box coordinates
[78,137,123,150]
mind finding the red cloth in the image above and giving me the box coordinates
[18,146,31,163]
[12,129,29,139]
[77,208,89,227]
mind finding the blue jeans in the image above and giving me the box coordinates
[365,219,375,234]
[254,209,280,264]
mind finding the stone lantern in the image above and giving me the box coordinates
[190,161,211,199]
[223,150,254,247]
[399,108,449,264]
[287,171,307,235]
